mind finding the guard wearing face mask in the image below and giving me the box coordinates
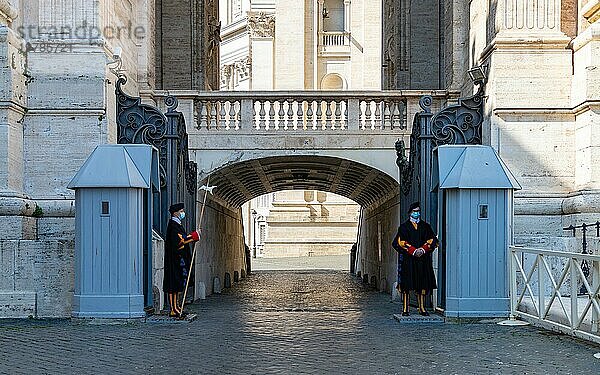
[391,201,438,316]
[163,202,200,317]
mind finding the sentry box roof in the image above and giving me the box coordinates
[432,145,521,190]
[68,144,160,190]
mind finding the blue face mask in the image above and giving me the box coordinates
[410,211,420,220]
[179,211,186,220]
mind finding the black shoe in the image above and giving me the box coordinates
[401,311,410,316]
[419,310,430,316]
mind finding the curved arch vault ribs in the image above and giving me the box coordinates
[202,156,399,209]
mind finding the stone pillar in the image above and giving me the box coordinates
[0,24,31,240]
[318,0,324,33]
[565,2,600,221]
[248,11,275,90]
[470,0,574,245]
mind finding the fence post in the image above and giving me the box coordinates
[593,255,599,333]
[509,247,518,319]
[571,257,578,331]
[538,254,545,319]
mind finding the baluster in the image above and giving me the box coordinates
[209,102,218,129]
[307,100,314,130]
[335,101,342,130]
[268,101,276,130]
[325,101,333,129]
[258,100,266,129]
[358,100,365,130]
[374,100,382,129]
[199,101,208,130]
[391,102,400,129]
[229,101,237,130]
[316,100,323,130]
[219,101,227,130]
[383,101,391,129]
[278,101,286,130]
[343,100,350,130]
[287,99,295,130]
[297,101,304,130]
[364,101,372,130]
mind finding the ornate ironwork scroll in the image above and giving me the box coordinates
[430,86,484,146]
[116,75,198,237]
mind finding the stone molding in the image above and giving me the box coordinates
[582,0,600,24]
[0,197,75,217]
[572,22,600,52]
[220,56,251,87]
[0,0,18,24]
[247,11,275,38]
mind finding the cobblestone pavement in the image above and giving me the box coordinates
[1,271,600,374]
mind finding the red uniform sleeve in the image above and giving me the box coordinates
[177,231,200,249]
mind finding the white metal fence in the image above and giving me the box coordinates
[510,245,600,344]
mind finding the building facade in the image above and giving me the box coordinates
[0,0,599,317]
[220,0,365,258]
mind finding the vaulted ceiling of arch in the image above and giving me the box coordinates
[207,156,398,208]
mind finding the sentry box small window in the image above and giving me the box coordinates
[101,201,110,215]
[478,204,488,220]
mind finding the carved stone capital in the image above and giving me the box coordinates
[247,11,275,38]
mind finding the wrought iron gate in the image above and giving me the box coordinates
[396,83,485,309]
[115,75,198,308]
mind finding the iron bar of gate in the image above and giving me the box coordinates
[395,78,485,310]
[115,74,198,309]
[563,222,600,294]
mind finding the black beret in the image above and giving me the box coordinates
[408,201,420,213]
[169,202,184,214]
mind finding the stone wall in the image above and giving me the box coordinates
[383,0,441,90]
[0,0,158,318]
[0,240,74,318]
[194,197,247,297]
[355,194,401,293]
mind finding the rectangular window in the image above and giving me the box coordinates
[101,201,110,215]
[478,204,488,220]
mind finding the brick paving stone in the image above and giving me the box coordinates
[0,270,599,374]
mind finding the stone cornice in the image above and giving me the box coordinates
[480,33,571,62]
[493,100,600,119]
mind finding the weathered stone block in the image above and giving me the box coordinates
[0,292,36,318]
[37,217,75,240]
[0,215,37,239]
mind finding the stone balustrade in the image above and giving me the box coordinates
[164,91,450,133]
[320,31,350,46]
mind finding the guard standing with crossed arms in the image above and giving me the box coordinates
[392,202,439,316]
